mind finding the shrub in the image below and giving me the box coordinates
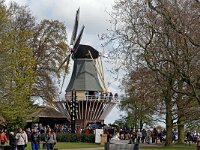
[41,133,95,143]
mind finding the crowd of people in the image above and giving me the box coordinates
[1,123,200,150]
[0,126,57,150]
[186,130,200,144]
[106,127,200,144]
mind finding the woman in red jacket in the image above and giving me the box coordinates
[0,128,8,145]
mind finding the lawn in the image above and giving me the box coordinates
[139,145,196,150]
[23,142,197,150]
[53,142,102,149]
[25,142,102,150]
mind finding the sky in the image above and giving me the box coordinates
[5,0,125,124]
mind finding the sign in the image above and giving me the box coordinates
[95,129,103,143]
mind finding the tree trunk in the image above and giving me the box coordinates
[165,98,173,146]
[177,102,185,144]
[177,82,185,144]
[178,122,185,144]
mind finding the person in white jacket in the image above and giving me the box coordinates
[15,128,28,150]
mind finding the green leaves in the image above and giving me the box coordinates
[0,1,69,126]
[0,3,35,126]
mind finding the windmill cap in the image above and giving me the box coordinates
[73,44,99,59]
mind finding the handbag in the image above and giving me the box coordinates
[1,141,5,145]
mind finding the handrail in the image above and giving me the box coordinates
[64,94,119,102]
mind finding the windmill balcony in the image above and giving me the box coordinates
[54,92,119,129]
[65,94,119,102]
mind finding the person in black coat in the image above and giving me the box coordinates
[9,132,17,150]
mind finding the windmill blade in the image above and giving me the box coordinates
[73,25,85,54]
[65,53,71,69]
[60,62,70,94]
[59,55,71,93]
[58,54,71,71]
[70,8,80,45]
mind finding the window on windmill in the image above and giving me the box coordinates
[95,91,99,98]
[87,91,94,99]
[85,91,89,96]
[89,91,95,96]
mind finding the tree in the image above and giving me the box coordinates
[31,19,68,104]
[0,1,69,126]
[0,2,35,126]
[120,67,164,130]
[7,2,69,104]
[102,0,200,145]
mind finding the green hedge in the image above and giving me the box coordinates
[41,133,95,142]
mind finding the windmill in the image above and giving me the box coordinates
[54,8,118,129]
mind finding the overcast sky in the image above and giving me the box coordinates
[5,0,124,124]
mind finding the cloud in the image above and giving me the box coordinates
[23,0,113,37]
[6,0,114,48]
[5,0,27,5]
[105,106,125,124]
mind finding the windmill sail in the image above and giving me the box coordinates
[58,8,84,92]
[73,25,85,55]
[70,8,80,45]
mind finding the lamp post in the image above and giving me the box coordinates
[70,89,77,133]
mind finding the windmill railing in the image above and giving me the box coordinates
[54,94,119,122]
[64,94,119,103]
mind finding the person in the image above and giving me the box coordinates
[26,128,32,141]
[136,129,142,143]
[15,128,28,150]
[105,129,111,142]
[159,128,166,143]
[111,132,120,140]
[151,128,158,144]
[109,92,113,100]
[125,131,130,140]
[30,129,40,150]
[114,93,118,99]
[45,128,56,150]
[9,132,17,150]
[131,130,137,143]
[0,128,8,145]
[146,129,151,144]
[141,129,147,143]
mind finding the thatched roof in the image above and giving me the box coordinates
[31,106,67,118]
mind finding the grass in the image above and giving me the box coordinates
[25,142,102,150]
[140,145,196,150]
[53,142,102,149]
[13,142,197,150]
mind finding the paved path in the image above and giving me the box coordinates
[61,148,104,150]
[60,143,163,150]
